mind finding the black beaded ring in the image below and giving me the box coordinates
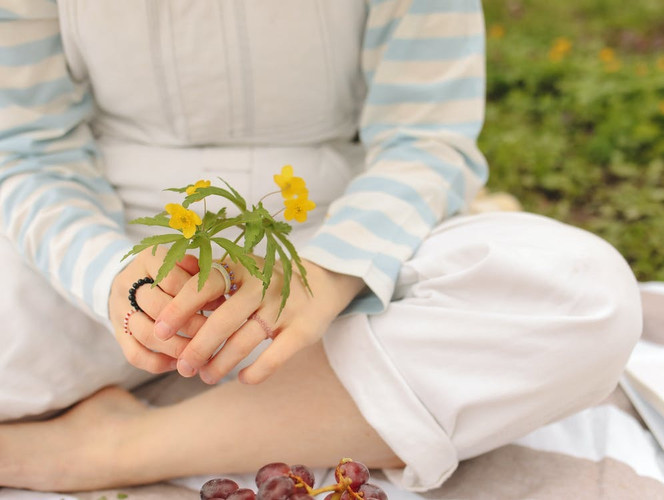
[128,276,154,312]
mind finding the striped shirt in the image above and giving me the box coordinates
[301,0,488,313]
[0,0,487,326]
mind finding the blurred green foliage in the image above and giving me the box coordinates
[480,0,664,281]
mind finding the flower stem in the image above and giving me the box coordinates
[259,189,282,204]
[271,207,285,218]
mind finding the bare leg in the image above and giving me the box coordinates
[0,342,402,492]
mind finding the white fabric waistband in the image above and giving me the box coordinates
[96,136,365,248]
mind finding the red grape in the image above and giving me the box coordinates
[257,476,296,500]
[256,463,292,489]
[335,461,370,491]
[358,483,387,500]
[227,488,257,500]
[200,478,240,500]
[289,493,314,500]
[289,464,315,489]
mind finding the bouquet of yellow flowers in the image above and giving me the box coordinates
[122,165,316,314]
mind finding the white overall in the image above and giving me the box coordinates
[0,0,642,492]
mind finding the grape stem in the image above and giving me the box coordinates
[307,484,341,496]
[305,477,365,499]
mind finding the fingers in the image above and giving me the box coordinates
[126,309,190,359]
[175,286,261,377]
[143,249,195,297]
[176,254,200,275]
[110,248,204,374]
[115,319,178,374]
[197,319,267,385]
[154,262,245,342]
[238,328,310,385]
[133,282,207,337]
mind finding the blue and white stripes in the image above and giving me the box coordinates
[301,0,488,312]
[0,0,133,325]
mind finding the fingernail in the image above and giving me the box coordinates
[155,320,172,340]
[199,370,215,385]
[177,358,196,377]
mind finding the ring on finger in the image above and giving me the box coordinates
[249,312,276,340]
[128,276,154,312]
[123,308,138,336]
[211,261,238,295]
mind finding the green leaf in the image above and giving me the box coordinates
[164,186,189,193]
[211,237,244,259]
[207,215,244,237]
[275,244,292,318]
[128,212,171,228]
[121,234,185,261]
[211,237,262,281]
[183,186,246,212]
[196,235,212,292]
[201,210,219,231]
[264,218,292,235]
[218,177,247,211]
[274,231,311,295]
[244,220,265,252]
[154,238,190,286]
[262,234,277,299]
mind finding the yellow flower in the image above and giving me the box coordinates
[599,48,615,63]
[283,194,316,223]
[273,165,308,199]
[185,179,211,195]
[548,37,572,62]
[165,203,202,238]
[659,101,664,115]
[488,24,505,40]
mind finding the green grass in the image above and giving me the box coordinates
[480,0,664,281]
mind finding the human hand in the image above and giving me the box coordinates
[153,258,366,384]
[108,247,208,373]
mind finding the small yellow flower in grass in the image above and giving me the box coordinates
[548,37,572,62]
[488,24,505,40]
[599,48,615,63]
[185,179,211,195]
[165,203,202,238]
[274,165,308,199]
[283,194,316,223]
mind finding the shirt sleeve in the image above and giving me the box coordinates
[300,0,489,313]
[0,0,134,329]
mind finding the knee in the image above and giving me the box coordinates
[574,230,642,391]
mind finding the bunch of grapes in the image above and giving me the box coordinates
[200,458,388,500]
